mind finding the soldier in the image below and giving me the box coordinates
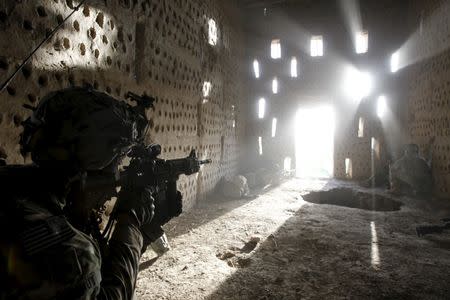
[389,143,432,196]
[0,87,167,299]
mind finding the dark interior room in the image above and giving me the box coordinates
[1,0,449,299]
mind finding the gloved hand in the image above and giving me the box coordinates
[168,190,183,219]
[115,187,155,228]
[153,190,183,226]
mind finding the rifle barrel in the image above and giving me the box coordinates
[199,159,212,165]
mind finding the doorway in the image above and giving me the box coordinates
[295,105,335,178]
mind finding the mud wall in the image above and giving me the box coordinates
[403,0,450,197]
[0,0,245,209]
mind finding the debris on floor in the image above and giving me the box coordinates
[216,236,261,268]
[136,179,450,300]
[219,175,250,198]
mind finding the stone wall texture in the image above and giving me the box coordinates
[0,0,245,209]
[404,0,450,197]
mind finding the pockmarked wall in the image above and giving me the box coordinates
[0,0,246,209]
[402,0,450,198]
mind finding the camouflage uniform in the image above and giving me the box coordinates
[1,87,157,299]
[0,167,147,300]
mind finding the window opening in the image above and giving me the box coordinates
[355,30,368,54]
[358,117,364,138]
[253,59,260,78]
[345,158,352,178]
[258,98,266,119]
[284,157,292,172]
[208,18,217,46]
[311,35,323,57]
[258,136,263,155]
[271,39,281,59]
[272,77,278,94]
[391,52,399,73]
[291,57,298,77]
[272,118,277,137]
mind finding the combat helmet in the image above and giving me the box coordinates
[20,87,153,172]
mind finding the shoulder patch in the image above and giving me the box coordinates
[20,216,76,256]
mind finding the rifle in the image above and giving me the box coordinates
[92,143,211,246]
[416,218,450,237]
[10,88,210,248]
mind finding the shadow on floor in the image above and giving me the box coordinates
[203,187,450,300]
[164,179,292,239]
[139,180,291,270]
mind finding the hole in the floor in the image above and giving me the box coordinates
[303,188,403,211]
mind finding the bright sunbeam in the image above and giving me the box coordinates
[339,0,363,49]
[295,106,335,178]
[342,67,373,102]
[390,52,400,73]
[376,95,387,118]
[376,96,405,160]
[395,1,450,71]
[370,221,381,269]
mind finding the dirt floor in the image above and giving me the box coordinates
[136,179,450,300]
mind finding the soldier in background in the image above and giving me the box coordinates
[389,143,432,196]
